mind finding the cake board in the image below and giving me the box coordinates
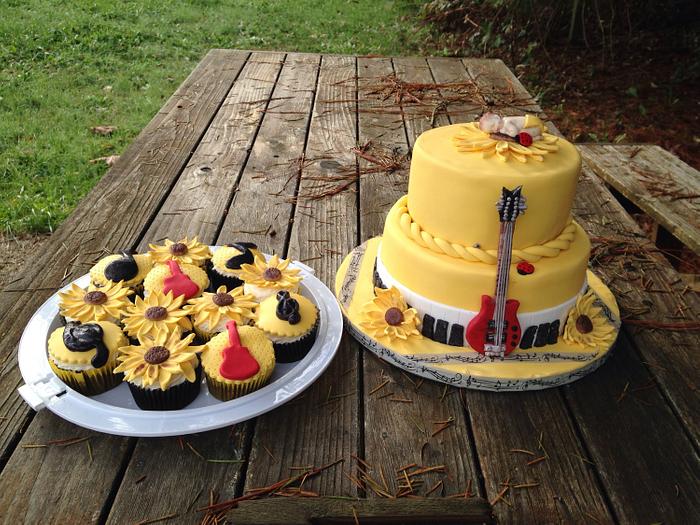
[335,237,621,391]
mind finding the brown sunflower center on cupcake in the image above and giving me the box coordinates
[144,345,170,364]
[170,242,189,256]
[83,290,108,305]
[263,267,282,282]
[145,306,168,321]
[213,292,234,306]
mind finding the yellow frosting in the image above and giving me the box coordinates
[255,292,318,337]
[143,262,209,298]
[201,325,275,384]
[380,199,590,312]
[407,123,581,251]
[90,253,153,288]
[211,245,262,276]
[453,122,559,162]
[122,290,191,341]
[58,281,132,323]
[359,287,421,343]
[184,285,258,329]
[239,254,301,290]
[114,331,203,390]
[148,237,212,266]
[48,321,127,368]
[563,289,618,348]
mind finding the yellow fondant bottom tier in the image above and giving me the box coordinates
[380,198,591,313]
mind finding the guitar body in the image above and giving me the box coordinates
[466,295,522,355]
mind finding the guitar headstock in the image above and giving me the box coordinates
[496,186,527,222]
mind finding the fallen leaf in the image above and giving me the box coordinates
[90,125,117,136]
[89,155,119,166]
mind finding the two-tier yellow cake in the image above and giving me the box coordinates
[335,114,620,390]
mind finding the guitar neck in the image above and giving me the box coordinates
[494,222,515,300]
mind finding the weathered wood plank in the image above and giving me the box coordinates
[0,49,249,466]
[427,57,615,523]
[357,56,480,498]
[0,411,132,525]
[580,143,700,255]
[243,55,360,496]
[105,52,286,525]
[225,496,494,524]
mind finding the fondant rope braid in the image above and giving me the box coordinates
[397,198,577,264]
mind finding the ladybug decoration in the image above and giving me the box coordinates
[517,261,535,275]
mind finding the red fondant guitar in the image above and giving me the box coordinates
[466,186,527,357]
[219,320,260,380]
[163,260,199,299]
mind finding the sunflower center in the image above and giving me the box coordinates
[263,267,282,282]
[83,290,108,305]
[213,292,234,306]
[170,242,188,256]
[384,307,404,326]
[576,315,594,334]
[144,346,170,364]
[145,306,168,321]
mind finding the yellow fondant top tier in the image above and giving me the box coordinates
[407,123,581,250]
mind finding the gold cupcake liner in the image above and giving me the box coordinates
[205,372,271,401]
[49,359,122,396]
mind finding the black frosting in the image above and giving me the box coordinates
[224,242,258,270]
[104,251,138,282]
[275,291,301,325]
[62,322,110,368]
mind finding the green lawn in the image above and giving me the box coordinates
[0,0,425,235]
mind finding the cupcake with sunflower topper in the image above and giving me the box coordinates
[360,287,422,344]
[148,237,212,268]
[239,253,302,302]
[122,290,192,342]
[256,291,318,362]
[201,321,275,401]
[209,242,261,290]
[48,321,127,396]
[114,331,204,410]
[58,281,132,324]
[563,289,619,348]
[184,285,258,342]
[90,251,153,294]
[143,260,209,300]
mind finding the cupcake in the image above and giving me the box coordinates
[184,285,258,341]
[114,331,203,410]
[90,251,152,293]
[47,321,127,396]
[148,237,212,268]
[208,242,260,290]
[239,253,302,302]
[143,260,209,300]
[122,290,192,342]
[256,291,318,362]
[201,321,275,401]
[58,280,132,324]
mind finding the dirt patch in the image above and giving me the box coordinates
[0,233,51,289]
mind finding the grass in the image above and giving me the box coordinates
[0,0,426,235]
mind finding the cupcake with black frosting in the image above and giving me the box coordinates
[90,251,153,294]
[47,321,127,396]
[208,242,260,290]
[148,237,212,268]
[255,291,318,362]
[114,331,204,410]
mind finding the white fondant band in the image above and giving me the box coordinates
[376,245,586,346]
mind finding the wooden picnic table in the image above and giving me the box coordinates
[0,50,698,524]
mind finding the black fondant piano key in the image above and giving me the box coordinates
[519,326,537,349]
[422,314,435,339]
[448,324,464,347]
[547,320,560,345]
[534,322,550,347]
[434,319,448,344]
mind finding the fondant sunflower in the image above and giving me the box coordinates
[360,286,422,343]
[239,254,301,291]
[184,285,258,332]
[563,289,617,348]
[453,120,558,163]
[58,281,132,323]
[115,331,201,390]
[148,237,211,267]
[122,290,191,340]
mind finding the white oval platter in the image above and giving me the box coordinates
[17,250,343,437]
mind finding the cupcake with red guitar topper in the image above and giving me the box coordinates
[143,260,209,300]
[200,321,275,401]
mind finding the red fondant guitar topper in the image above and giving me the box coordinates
[219,320,260,381]
[163,260,200,299]
[466,186,526,357]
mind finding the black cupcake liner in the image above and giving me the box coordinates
[207,266,244,291]
[127,364,202,410]
[272,320,318,363]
